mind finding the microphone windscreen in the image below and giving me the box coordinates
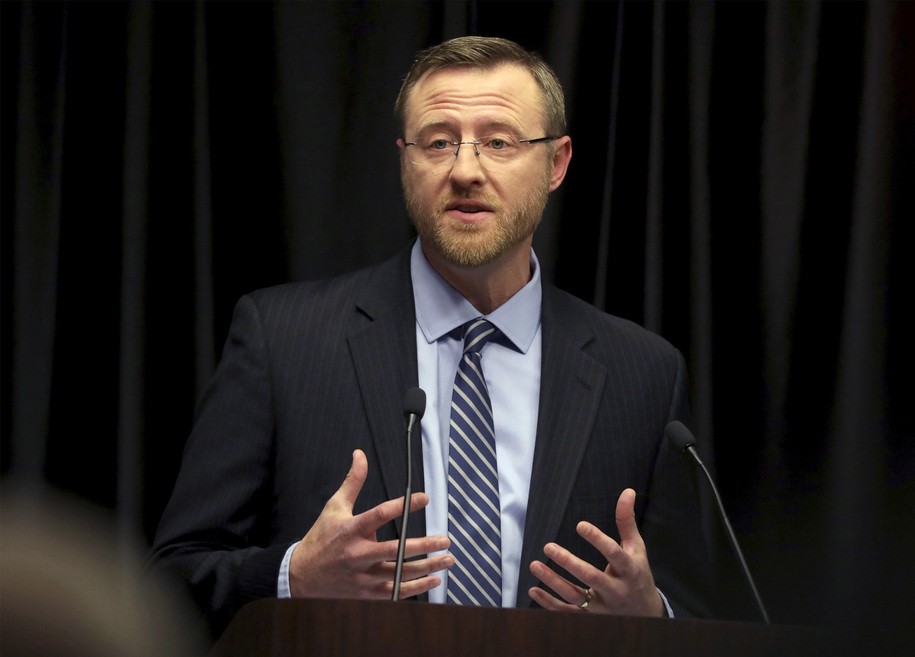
[403,387,427,419]
[664,420,696,453]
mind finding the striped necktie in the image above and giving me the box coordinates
[446,318,502,606]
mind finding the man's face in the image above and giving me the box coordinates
[398,64,569,270]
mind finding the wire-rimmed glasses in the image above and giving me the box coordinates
[404,135,557,166]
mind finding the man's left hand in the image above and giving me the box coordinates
[528,488,665,617]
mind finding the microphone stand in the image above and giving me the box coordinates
[392,389,424,600]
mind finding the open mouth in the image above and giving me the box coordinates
[448,202,489,212]
[444,200,494,220]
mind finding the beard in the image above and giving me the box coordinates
[402,166,552,268]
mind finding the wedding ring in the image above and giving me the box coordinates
[579,588,592,610]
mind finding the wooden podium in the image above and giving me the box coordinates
[208,598,850,657]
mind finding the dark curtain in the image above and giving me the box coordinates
[3,0,913,646]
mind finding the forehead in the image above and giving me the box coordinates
[404,64,544,133]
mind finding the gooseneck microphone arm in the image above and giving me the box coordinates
[392,387,426,601]
[664,421,771,624]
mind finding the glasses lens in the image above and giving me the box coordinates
[408,136,549,165]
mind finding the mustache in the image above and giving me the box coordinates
[437,193,500,213]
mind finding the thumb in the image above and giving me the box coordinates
[615,488,642,547]
[334,449,369,511]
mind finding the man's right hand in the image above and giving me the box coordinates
[289,449,452,599]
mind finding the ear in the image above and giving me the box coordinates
[396,137,407,153]
[548,136,572,192]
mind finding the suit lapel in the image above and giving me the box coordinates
[516,286,606,606]
[346,247,425,538]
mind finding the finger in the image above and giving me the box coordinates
[333,449,369,511]
[529,559,586,605]
[542,542,605,592]
[371,534,451,564]
[391,553,454,581]
[365,554,454,599]
[575,521,626,570]
[400,534,450,560]
[391,574,444,600]
[529,586,580,612]
[353,491,431,536]
[361,553,452,599]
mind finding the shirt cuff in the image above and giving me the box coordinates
[277,542,298,598]
[658,587,674,618]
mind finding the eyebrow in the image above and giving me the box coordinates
[413,118,526,136]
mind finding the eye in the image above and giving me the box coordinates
[430,139,452,150]
[483,136,517,152]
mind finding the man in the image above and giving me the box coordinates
[149,36,714,638]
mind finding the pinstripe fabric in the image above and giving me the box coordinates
[150,246,716,635]
[446,318,502,606]
[516,285,710,616]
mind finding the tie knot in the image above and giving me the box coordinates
[462,318,498,355]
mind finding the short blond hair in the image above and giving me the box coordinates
[394,36,567,138]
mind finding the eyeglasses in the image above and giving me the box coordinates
[403,135,557,166]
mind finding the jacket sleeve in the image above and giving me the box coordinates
[147,294,289,638]
[640,349,715,619]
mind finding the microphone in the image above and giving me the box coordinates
[664,420,771,624]
[392,387,426,600]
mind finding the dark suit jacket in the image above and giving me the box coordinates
[149,245,714,637]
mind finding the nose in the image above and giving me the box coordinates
[450,140,486,185]
[452,141,481,158]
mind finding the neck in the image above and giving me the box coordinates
[423,242,533,315]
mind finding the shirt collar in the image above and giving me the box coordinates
[411,239,541,353]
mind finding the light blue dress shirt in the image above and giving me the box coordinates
[410,240,542,606]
